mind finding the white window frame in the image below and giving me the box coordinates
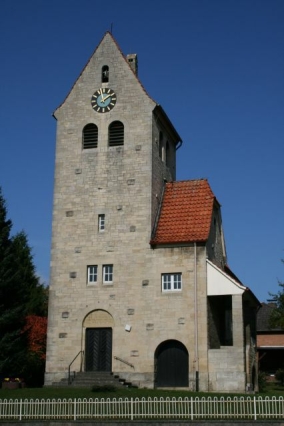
[103,264,113,284]
[162,273,182,292]
[98,214,105,232]
[87,265,98,284]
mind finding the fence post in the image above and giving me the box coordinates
[74,398,76,421]
[131,397,133,421]
[253,396,257,421]
[19,399,22,421]
[191,397,193,421]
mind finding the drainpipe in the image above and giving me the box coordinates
[194,242,199,391]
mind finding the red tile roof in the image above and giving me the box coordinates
[151,179,217,245]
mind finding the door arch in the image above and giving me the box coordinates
[155,340,189,387]
[83,310,114,372]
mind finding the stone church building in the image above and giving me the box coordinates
[45,32,260,392]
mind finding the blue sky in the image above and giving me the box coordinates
[1,0,283,302]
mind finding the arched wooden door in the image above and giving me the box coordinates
[85,328,112,372]
[155,340,189,387]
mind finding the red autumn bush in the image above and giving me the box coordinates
[23,315,47,359]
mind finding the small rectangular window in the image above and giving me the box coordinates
[87,265,98,284]
[103,264,113,283]
[162,273,182,292]
[98,214,105,231]
[98,214,105,232]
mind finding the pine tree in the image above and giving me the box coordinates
[0,188,47,382]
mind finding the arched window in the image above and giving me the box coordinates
[82,124,98,149]
[108,121,124,147]
[102,65,109,83]
[159,131,163,159]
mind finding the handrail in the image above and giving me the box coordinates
[68,350,84,385]
[114,356,134,369]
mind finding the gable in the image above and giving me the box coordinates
[207,260,246,295]
[53,32,155,118]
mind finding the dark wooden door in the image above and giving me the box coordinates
[85,328,112,371]
[156,340,188,387]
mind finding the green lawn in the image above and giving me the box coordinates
[0,382,284,400]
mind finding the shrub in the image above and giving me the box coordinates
[258,371,267,392]
[275,369,284,386]
[91,384,117,392]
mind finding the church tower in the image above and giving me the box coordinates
[45,32,258,392]
[45,32,182,386]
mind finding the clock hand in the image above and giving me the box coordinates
[100,88,105,102]
[102,94,112,102]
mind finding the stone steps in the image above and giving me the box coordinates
[52,371,136,388]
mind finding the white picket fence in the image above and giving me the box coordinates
[0,396,284,421]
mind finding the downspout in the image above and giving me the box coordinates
[194,242,199,391]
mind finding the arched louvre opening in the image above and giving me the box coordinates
[83,124,98,149]
[108,121,124,147]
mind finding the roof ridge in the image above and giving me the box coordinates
[166,178,208,184]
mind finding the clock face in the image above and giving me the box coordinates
[91,88,117,113]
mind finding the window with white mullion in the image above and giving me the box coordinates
[103,264,113,283]
[87,265,98,284]
[162,273,182,292]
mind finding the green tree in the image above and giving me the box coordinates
[0,188,47,380]
[269,259,284,329]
